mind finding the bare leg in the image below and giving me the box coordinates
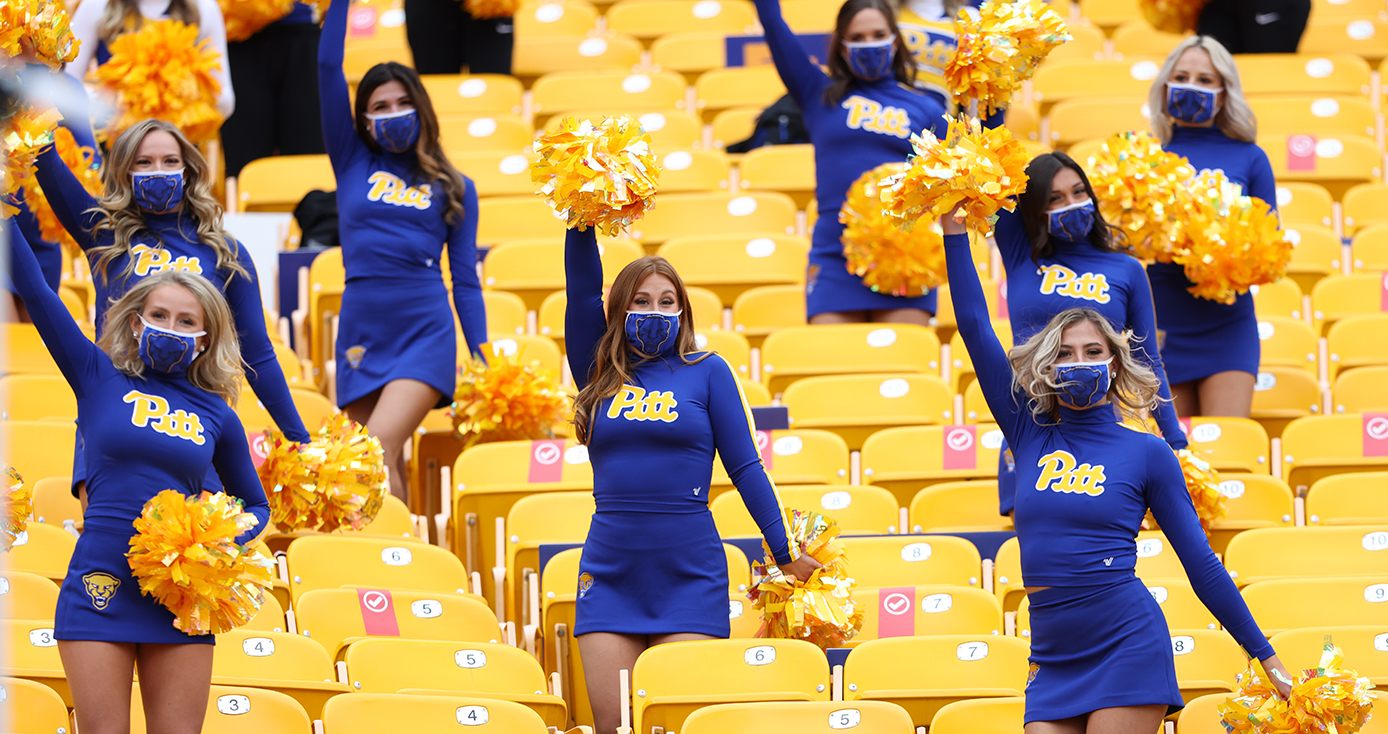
[1025,716,1086,734]
[1169,380,1198,418]
[1196,371,1256,418]
[79,483,88,514]
[648,632,719,645]
[1085,705,1167,734]
[809,311,870,324]
[135,643,214,734]
[343,388,381,428]
[361,379,440,504]
[577,632,647,734]
[58,640,137,734]
[868,308,932,326]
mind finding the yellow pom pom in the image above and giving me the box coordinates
[258,415,389,533]
[748,510,864,650]
[946,0,1071,116]
[95,20,224,144]
[219,0,297,42]
[2,466,31,553]
[1082,131,1197,263]
[0,0,81,72]
[532,115,660,238]
[463,0,518,19]
[1175,171,1293,305]
[451,350,571,449]
[880,115,1031,235]
[126,490,274,635]
[1140,0,1205,34]
[21,128,102,251]
[841,162,947,298]
[0,104,62,219]
[1219,645,1377,734]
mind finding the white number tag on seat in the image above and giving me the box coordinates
[0,577,9,595]
[1362,531,1388,551]
[381,547,413,566]
[411,599,442,618]
[1147,586,1169,604]
[1374,633,1388,652]
[28,628,55,647]
[1136,538,1164,558]
[956,641,988,661]
[745,645,775,665]
[901,542,932,562]
[242,638,275,656]
[828,709,862,729]
[455,650,487,668]
[0,683,6,702]
[921,593,953,613]
[1171,635,1195,656]
[820,491,852,510]
[216,695,251,715]
[456,706,490,725]
[1365,584,1388,603]
[729,600,744,618]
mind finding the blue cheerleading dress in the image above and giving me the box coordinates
[319,0,487,409]
[753,0,947,318]
[992,208,1187,515]
[8,223,269,645]
[1149,125,1276,385]
[944,231,1276,722]
[565,228,798,636]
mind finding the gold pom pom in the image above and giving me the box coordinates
[1140,0,1205,34]
[219,0,297,42]
[2,465,31,553]
[21,128,102,251]
[463,0,518,19]
[1083,131,1197,263]
[946,0,1071,116]
[880,115,1031,235]
[258,415,389,533]
[1219,645,1377,734]
[0,104,62,219]
[532,115,660,238]
[0,0,81,72]
[451,350,571,449]
[748,510,864,650]
[1177,449,1226,534]
[1174,171,1293,305]
[841,162,947,298]
[95,20,224,144]
[126,490,274,635]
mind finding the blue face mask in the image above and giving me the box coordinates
[844,39,896,82]
[625,310,681,356]
[1053,358,1112,409]
[1166,82,1222,125]
[1047,199,1095,241]
[137,317,205,375]
[367,109,421,153]
[130,169,184,214]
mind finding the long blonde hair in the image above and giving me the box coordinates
[97,270,243,405]
[572,257,708,444]
[1149,35,1258,145]
[1007,308,1162,425]
[97,0,200,44]
[87,119,246,283]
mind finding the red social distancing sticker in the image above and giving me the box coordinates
[942,425,977,470]
[246,431,270,470]
[756,431,773,471]
[528,439,565,483]
[877,587,915,638]
[1364,413,1388,457]
[1287,135,1317,172]
[356,588,401,636]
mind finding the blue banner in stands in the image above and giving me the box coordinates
[724,33,831,68]
[750,406,789,431]
[277,249,322,352]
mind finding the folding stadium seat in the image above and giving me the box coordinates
[652,149,732,193]
[1281,413,1388,493]
[0,570,59,620]
[0,375,75,422]
[1241,576,1388,634]
[932,279,1002,342]
[514,0,599,37]
[840,535,983,589]
[1352,224,1388,271]
[1045,97,1150,148]
[482,239,644,311]
[1300,18,1388,63]
[211,628,350,716]
[1135,578,1218,630]
[531,69,687,123]
[1030,58,1163,114]
[323,692,549,734]
[1251,96,1378,140]
[741,379,772,406]
[963,380,993,423]
[782,374,953,450]
[992,537,1025,612]
[5,522,76,583]
[1109,20,1187,58]
[630,638,831,734]
[731,284,806,349]
[437,115,532,156]
[1178,416,1271,474]
[1006,103,1043,144]
[682,700,915,734]
[129,683,311,734]
[658,234,808,305]
[738,144,817,208]
[1078,0,1142,29]
[512,35,643,80]
[711,106,763,149]
[420,74,524,117]
[1344,182,1388,234]
[1251,278,1305,322]
[241,590,289,635]
[1282,223,1346,294]
[687,287,726,328]
[482,290,528,339]
[780,0,839,31]
[1333,366,1388,415]
[3,619,69,705]
[2,324,62,375]
[1134,530,1191,581]
[0,676,69,734]
[342,639,566,727]
[843,635,1029,728]
[861,424,1005,507]
[236,388,338,436]
[1224,525,1388,587]
[710,484,899,536]
[1268,626,1388,685]
[1307,471,1388,525]
[1178,693,1236,734]
[1311,273,1386,335]
[1327,314,1388,381]
[909,481,1012,533]
[1168,628,1247,702]
[695,65,788,122]
[1313,0,1388,16]
[1261,134,1381,198]
[1204,473,1295,554]
[1276,182,1336,230]
[1250,366,1325,438]
[852,587,1004,645]
[1047,22,1107,62]
[607,0,758,40]
[295,587,501,661]
[760,323,941,394]
[536,291,568,351]
[504,491,594,631]
[299,247,345,372]
[714,428,851,486]
[694,329,752,378]
[1236,54,1372,97]
[1255,316,1318,374]
[285,535,471,608]
[949,320,1014,394]
[542,108,704,150]
[929,696,1026,734]
[342,43,413,84]
[651,31,729,79]
[629,192,798,246]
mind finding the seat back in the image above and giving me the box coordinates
[1299,18,1388,61]
[653,149,732,193]
[1251,278,1305,321]
[842,635,1029,726]
[738,144,817,203]
[1241,576,1388,634]
[1210,473,1295,532]
[694,65,787,119]
[1137,578,1218,630]
[681,700,916,733]
[1251,96,1377,138]
[1281,413,1388,492]
[1134,530,1189,581]
[696,330,752,379]
[30,476,80,527]
[1343,181,1388,234]
[1224,526,1388,585]
[476,196,568,245]
[1,324,61,375]
[1263,134,1381,194]
[1169,628,1246,699]
[650,31,727,77]
[0,675,68,734]
[131,683,312,734]
[782,374,953,449]
[0,570,59,619]
[929,696,1026,734]
[761,324,941,393]
[530,69,686,119]
[454,439,594,492]
[243,591,288,634]
[296,588,502,660]
[992,536,1024,611]
[1306,471,1388,525]
[439,115,533,155]
[6,522,77,581]
[860,424,1005,503]
[1237,53,1372,96]
[713,428,851,486]
[1312,273,1387,334]
[1255,316,1318,373]
[513,36,642,79]
[1177,693,1236,734]
[1274,182,1336,230]
[2,421,76,493]
[710,484,898,537]
[909,481,1010,533]
[0,374,76,421]
[731,285,807,344]
[1031,58,1162,110]
[286,536,471,606]
[1327,315,1388,380]
[1177,417,1271,474]
[505,491,595,625]
[1267,626,1388,685]
[630,192,798,246]
[852,586,1003,644]
[322,692,548,734]
[607,0,757,38]
[1283,223,1346,291]
[657,234,808,305]
[1250,366,1324,436]
[212,628,338,682]
[420,74,523,116]
[948,320,1014,392]
[838,535,982,589]
[343,638,549,695]
[1045,97,1148,147]
[236,155,335,212]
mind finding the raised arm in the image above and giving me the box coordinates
[33,144,102,250]
[447,177,488,360]
[194,0,236,118]
[564,227,607,391]
[749,0,830,108]
[210,411,272,544]
[10,196,64,290]
[223,246,312,443]
[1124,262,1186,449]
[991,207,1032,276]
[21,64,102,158]
[318,0,365,167]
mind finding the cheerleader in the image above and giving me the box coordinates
[753,0,948,325]
[991,153,1186,516]
[31,118,311,502]
[940,209,1291,730]
[6,221,268,734]
[1147,35,1272,418]
[319,0,488,502]
[565,226,821,734]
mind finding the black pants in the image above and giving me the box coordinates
[405,0,514,75]
[1196,0,1311,53]
[221,23,326,178]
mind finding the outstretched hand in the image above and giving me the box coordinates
[779,553,823,583]
[941,202,969,236]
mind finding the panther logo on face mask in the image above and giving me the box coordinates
[145,332,191,372]
[83,572,121,610]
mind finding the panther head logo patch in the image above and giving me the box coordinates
[82,572,120,610]
[1026,662,1040,687]
[577,572,594,598]
[346,345,366,369]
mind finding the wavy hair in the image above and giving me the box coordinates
[1017,152,1126,261]
[354,63,467,226]
[824,0,917,106]
[87,119,245,283]
[1007,308,1162,425]
[572,256,708,444]
[97,270,243,405]
[98,0,199,43]
[1149,35,1257,145]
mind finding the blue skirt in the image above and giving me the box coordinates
[1147,263,1259,384]
[574,510,731,637]
[70,424,222,498]
[55,525,213,645]
[806,218,938,319]
[1025,577,1183,723]
[336,277,457,409]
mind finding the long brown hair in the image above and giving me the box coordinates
[572,257,708,444]
[824,0,916,106]
[1017,152,1125,263]
[98,0,199,42]
[354,63,467,226]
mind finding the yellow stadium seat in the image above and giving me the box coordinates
[130,683,311,734]
[731,284,805,349]
[261,492,421,557]
[302,247,344,373]
[843,635,1028,728]
[456,152,536,200]
[420,74,524,116]
[949,320,1013,394]
[1047,21,1107,62]
[783,374,953,450]
[631,191,798,246]
[1006,103,1042,143]
[683,700,915,734]
[1327,314,1388,381]
[710,106,762,149]
[1031,58,1163,112]
[840,535,983,589]
[963,380,993,423]
[236,154,336,212]
[1255,316,1318,374]
[1344,182,1388,234]
[1177,692,1236,734]
[513,34,643,79]
[655,148,732,193]
[1251,278,1305,321]
[1168,628,1247,702]
[1252,95,1377,139]
[909,480,1012,533]
[1224,525,1388,587]
[342,42,412,84]
[295,587,501,661]
[0,676,69,734]
[1281,413,1388,493]
[694,330,751,379]
[1237,53,1372,97]
[1262,134,1381,197]
[1045,97,1149,148]
[1178,416,1271,474]
[504,491,593,630]
[1205,473,1295,555]
[1064,136,1116,164]
[711,484,899,536]
[651,31,727,78]
[2,324,62,375]
[1300,18,1388,62]
[438,114,532,155]
[236,387,337,436]
[760,323,941,395]
[1241,576,1388,635]
[285,535,471,607]
[631,638,831,734]
[607,0,757,39]
[738,144,816,207]
[1316,0,1388,16]
[531,69,686,120]
[5,519,76,583]
[741,379,772,406]
[658,234,807,305]
[0,570,59,619]
[861,425,1005,507]
[323,692,549,734]
[992,536,1025,612]
[695,65,787,121]
[780,0,838,31]
[482,290,528,339]
[1077,0,1141,29]
[0,374,75,422]
[1109,20,1187,58]
[1334,365,1388,414]
[1268,626,1388,686]
[1275,182,1335,229]
[1312,273,1386,335]
[1137,578,1219,630]
[210,628,350,717]
[1352,224,1388,271]
[343,639,565,727]
[515,0,598,36]
[3,619,68,705]
[475,195,570,244]
[535,290,567,351]
[541,107,704,150]
[932,279,1002,340]
[1250,366,1324,438]
[482,239,644,311]
[687,286,725,330]
[852,586,1003,646]
[929,696,1026,734]
[1135,530,1190,581]
[1283,223,1346,293]
[714,428,851,487]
